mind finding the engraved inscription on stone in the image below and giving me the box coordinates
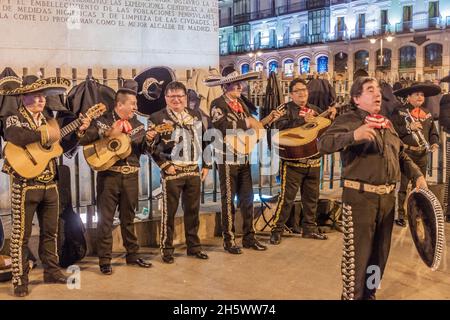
[0,0,218,33]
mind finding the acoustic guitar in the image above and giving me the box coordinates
[225,103,286,155]
[4,103,106,179]
[83,122,173,171]
[273,103,342,160]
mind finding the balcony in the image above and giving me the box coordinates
[277,1,307,16]
[219,16,232,28]
[306,0,330,10]
[277,35,309,48]
[330,0,349,4]
[395,18,443,33]
[233,7,275,24]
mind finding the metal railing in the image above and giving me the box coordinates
[0,69,447,219]
[277,1,307,16]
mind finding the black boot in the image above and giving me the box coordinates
[13,284,28,297]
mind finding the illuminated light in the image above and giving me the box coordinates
[370,38,377,44]
[386,35,394,42]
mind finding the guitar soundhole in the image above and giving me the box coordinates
[108,140,120,151]
[304,123,317,129]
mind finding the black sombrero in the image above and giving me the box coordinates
[0,75,71,96]
[393,82,441,98]
[204,66,260,87]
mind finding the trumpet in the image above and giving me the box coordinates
[405,109,430,152]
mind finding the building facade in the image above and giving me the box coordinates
[219,0,450,85]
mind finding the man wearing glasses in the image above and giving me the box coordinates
[149,81,210,263]
[270,78,336,245]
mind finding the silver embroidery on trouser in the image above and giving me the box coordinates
[10,180,26,286]
[224,164,234,241]
[341,203,356,300]
[160,178,168,254]
[444,136,450,211]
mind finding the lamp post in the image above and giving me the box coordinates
[369,33,394,68]
[248,50,263,72]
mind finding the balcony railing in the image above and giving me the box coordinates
[395,18,443,33]
[277,1,307,16]
[233,7,275,24]
[219,16,232,28]
[220,16,450,56]
[330,0,349,4]
[306,0,330,10]
[277,35,309,48]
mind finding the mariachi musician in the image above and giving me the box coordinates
[270,78,336,245]
[149,81,210,263]
[205,66,282,254]
[318,76,426,300]
[391,82,441,227]
[438,74,450,222]
[78,79,154,275]
[0,75,81,297]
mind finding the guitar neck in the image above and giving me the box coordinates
[260,115,273,127]
[60,118,82,138]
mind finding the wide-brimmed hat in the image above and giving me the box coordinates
[0,67,22,90]
[440,75,450,83]
[117,79,138,95]
[393,82,441,98]
[0,75,71,96]
[353,69,369,80]
[204,66,260,87]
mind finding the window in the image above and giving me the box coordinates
[268,60,278,74]
[300,57,310,74]
[284,59,294,77]
[233,0,250,16]
[429,1,439,27]
[429,1,439,18]
[233,24,251,53]
[255,61,264,72]
[254,32,261,49]
[356,14,365,37]
[282,26,290,46]
[241,63,250,74]
[354,50,369,72]
[402,5,412,31]
[269,29,277,48]
[308,8,330,43]
[334,52,348,73]
[317,56,328,73]
[424,43,443,67]
[375,48,392,69]
[399,46,416,69]
[381,10,388,27]
[336,16,345,40]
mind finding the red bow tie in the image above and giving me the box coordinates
[365,114,391,129]
[411,107,429,120]
[115,119,133,134]
[299,106,316,117]
[228,100,244,113]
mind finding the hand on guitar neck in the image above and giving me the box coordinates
[245,109,284,130]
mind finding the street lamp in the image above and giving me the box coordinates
[248,51,263,71]
[369,32,394,67]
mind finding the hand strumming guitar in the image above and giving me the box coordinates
[146,129,157,142]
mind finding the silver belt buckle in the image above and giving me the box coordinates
[121,166,132,174]
[376,185,388,194]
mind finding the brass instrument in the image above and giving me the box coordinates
[405,109,430,152]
